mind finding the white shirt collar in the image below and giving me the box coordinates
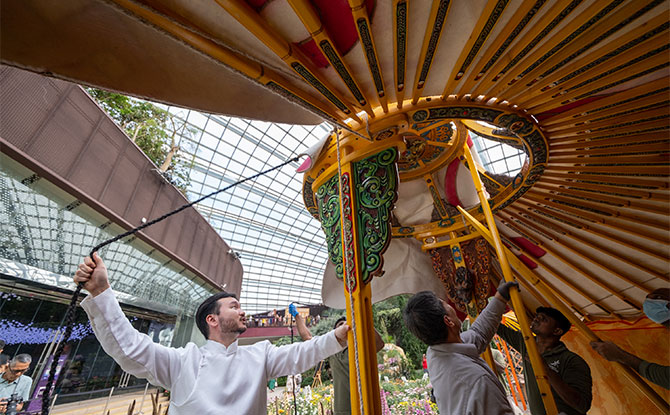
[203,339,239,355]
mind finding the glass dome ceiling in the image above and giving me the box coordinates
[158,105,524,315]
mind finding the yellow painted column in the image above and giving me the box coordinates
[461,143,559,415]
[331,146,398,414]
[338,159,381,415]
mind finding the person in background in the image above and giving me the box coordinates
[590,288,670,389]
[0,354,32,414]
[422,354,428,374]
[0,356,8,374]
[291,304,384,415]
[497,306,592,415]
[403,282,518,415]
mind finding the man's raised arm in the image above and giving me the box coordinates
[466,281,518,353]
[290,304,313,341]
[265,322,349,379]
[75,253,185,389]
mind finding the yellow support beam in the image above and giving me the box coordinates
[528,52,670,114]
[521,35,669,110]
[475,1,582,101]
[514,198,668,264]
[547,107,669,136]
[109,0,344,124]
[215,0,363,123]
[348,0,388,113]
[539,77,668,125]
[333,145,392,415]
[484,0,622,101]
[421,232,480,251]
[537,171,669,190]
[503,1,668,102]
[287,0,375,117]
[442,0,510,98]
[460,142,559,415]
[499,209,644,309]
[456,0,548,96]
[532,181,668,216]
[495,224,620,318]
[459,207,670,413]
[393,0,408,109]
[506,203,664,288]
[411,0,452,104]
[522,191,669,247]
[550,141,670,157]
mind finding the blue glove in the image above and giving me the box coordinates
[288,303,298,317]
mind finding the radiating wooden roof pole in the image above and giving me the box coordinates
[458,205,670,413]
[461,141,559,415]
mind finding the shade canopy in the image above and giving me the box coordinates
[2,0,668,343]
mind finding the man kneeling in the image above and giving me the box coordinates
[403,282,518,415]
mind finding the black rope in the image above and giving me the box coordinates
[289,315,298,415]
[41,156,300,414]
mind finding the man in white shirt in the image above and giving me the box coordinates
[74,253,350,415]
[403,282,519,415]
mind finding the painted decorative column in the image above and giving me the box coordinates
[446,231,498,372]
[315,147,399,415]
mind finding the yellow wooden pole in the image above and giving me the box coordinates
[335,149,387,415]
[458,206,670,412]
[461,143,559,415]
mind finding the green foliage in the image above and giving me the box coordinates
[273,312,346,347]
[277,376,286,387]
[86,88,194,193]
[272,296,426,375]
[373,295,427,371]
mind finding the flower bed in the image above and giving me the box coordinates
[266,378,437,415]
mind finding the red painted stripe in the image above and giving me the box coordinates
[310,0,375,55]
[445,158,463,207]
[511,236,546,258]
[518,254,538,269]
[295,39,329,68]
[243,0,267,12]
[535,95,607,121]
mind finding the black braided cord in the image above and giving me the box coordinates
[41,156,300,414]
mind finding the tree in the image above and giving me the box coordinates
[86,88,193,193]
[271,295,427,372]
[373,295,427,371]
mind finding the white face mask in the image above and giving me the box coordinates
[643,298,670,324]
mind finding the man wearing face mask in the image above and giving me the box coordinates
[590,288,670,389]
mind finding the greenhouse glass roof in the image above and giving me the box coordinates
[160,106,523,315]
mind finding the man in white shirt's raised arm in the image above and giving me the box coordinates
[74,253,350,415]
